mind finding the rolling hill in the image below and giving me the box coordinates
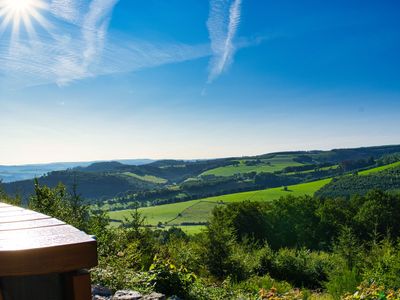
[109,160,400,233]
[0,159,154,183]
[2,144,400,207]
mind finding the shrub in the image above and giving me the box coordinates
[361,239,400,288]
[148,255,196,298]
[269,248,332,289]
[325,267,360,300]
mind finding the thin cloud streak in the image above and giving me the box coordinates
[207,0,242,83]
[50,0,84,24]
[0,0,211,87]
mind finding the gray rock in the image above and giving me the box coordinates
[143,292,166,300]
[112,290,143,300]
[92,285,113,297]
[93,296,112,300]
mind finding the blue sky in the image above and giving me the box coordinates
[0,0,399,164]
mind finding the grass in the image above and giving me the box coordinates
[109,178,331,229]
[286,165,339,175]
[201,155,303,177]
[109,162,400,234]
[358,161,400,175]
[121,172,167,184]
[173,225,205,235]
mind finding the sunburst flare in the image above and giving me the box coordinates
[0,0,49,39]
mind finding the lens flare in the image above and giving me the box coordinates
[0,0,49,39]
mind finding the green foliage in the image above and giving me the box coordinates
[8,175,400,299]
[148,255,196,298]
[325,267,360,300]
[0,182,21,206]
[332,227,363,270]
[361,239,400,288]
[200,155,304,177]
[111,178,331,229]
[316,164,400,198]
[217,201,272,243]
[202,207,238,279]
[29,178,89,230]
[354,190,400,240]
[377,152,400,166]
[269,248,333,289]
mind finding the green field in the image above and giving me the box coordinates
[200,155,303,177]
[109,162,400,234]
[109,178,331,228]
[358,161,400,175]
[121,172,167,184]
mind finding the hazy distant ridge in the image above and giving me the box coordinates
[0,159,154,183]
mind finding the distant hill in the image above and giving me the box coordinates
[110,159,400,231]
[2,144,400,205]
[3,170,159,202]
[315,162,400,198]
[0,159,154,183]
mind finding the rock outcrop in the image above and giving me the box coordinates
[92,286,166,300]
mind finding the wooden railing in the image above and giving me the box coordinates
[0,202,98,300]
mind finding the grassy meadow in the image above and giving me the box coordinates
[109,178,331,228]
[109,161,400,233]
[200,155,303,177]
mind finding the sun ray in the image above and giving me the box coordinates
[0,0,49,40]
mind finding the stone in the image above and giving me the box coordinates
[112,290,143,300]
[92,285,113,297]
[143,292,166,300]
[93,296,112,300]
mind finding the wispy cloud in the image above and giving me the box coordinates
[50,0,84,24]
[207,0,242,83]
[0,0,211,87]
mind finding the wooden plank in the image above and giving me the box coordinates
[0,218,65,231]
[0,225,94,249]
[0,203,11,208]
[0,203,98,276]
[0,241,98,276]
[0,206,22,212]
[0,210,37,217]
[0,213,50,224]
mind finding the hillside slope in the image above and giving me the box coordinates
[110,161,400,231]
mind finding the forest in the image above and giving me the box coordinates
[2,181,400,299]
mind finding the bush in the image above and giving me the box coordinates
[269,248,333,289]
[325,267,360,300]
[361,239,400,288]
[148,255,196,298]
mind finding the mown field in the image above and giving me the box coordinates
[121,172,168,184]
[109,162,400,233]
[109,178,331,227]
[200,155,303,177]
[358,161,400,175]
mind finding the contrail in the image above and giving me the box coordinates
[207,0,242,83]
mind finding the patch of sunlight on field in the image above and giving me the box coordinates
[174,225,205,235]
[110,178,331,226]
[201,155,303,177]
[121,172,167,184]
[109,200,201,226]
[168,201,224,225]
[358,161,400,175]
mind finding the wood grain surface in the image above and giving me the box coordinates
[0,202,98,277]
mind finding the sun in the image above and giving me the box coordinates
[0,0,49,38]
